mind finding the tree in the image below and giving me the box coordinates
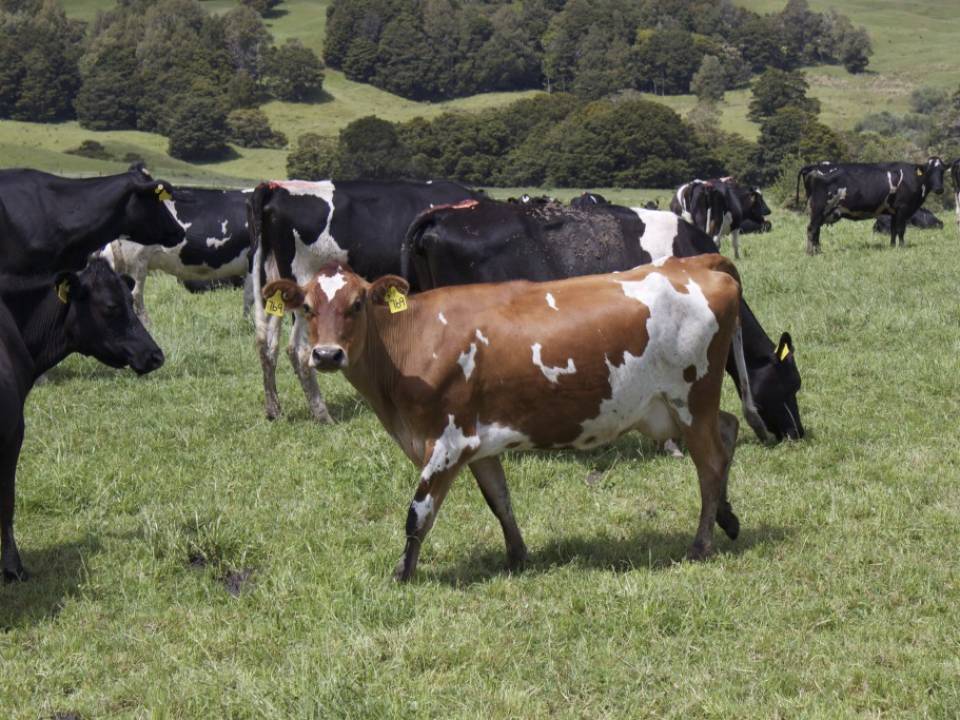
[336,116,409,179]
[227,108,286,148]
[756,106,845,181]
[167,91,229,160]
[839,26,872,74]
[265,39,324,101]
[222,5,271,79]
[286,133,339,179]
[75,42,139,130]
[690,55,725,102]
[748,68,820,122]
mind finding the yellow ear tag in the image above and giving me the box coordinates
[265,290,285,317]
[779,344,790,361]
[384,285,408,314]
[56,279,70,304]
[916,168,924,176]
[155,185,172,202]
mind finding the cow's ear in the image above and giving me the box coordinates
[263,279,305,310]
[53,272,86,304]
[775,332,794,362]
[369,275,410,306]
[133,179,172,202]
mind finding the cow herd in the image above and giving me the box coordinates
[0,158,956,583]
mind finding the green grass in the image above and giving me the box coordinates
[2,208,960,717]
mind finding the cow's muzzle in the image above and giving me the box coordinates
[311,345,346,371]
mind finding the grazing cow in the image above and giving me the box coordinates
[569,192,609,208]
[100,187,252,323]
[0,259,164,581]
[403,199,804,442]
[0,165,185,274]
[247,179,482,423]
[796,157,946,254]
[951,159,960,235]
[670,178,770,259]
[872,208,943,234]
[265,257,747,580]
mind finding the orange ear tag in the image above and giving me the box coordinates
[265,290,285,317]
[385,286,408,314]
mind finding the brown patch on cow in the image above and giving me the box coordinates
[683,364,698,383]
[222,568,255,597]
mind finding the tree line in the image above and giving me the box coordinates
[324,0,873,102]
[0,0,319,160]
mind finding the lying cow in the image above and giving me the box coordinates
[100,187,252,324]
[1,259,164,581]
[796,157,945,254]
[0,164,184,274]
[403,198,804,443]
[247,179,482,424]
[740,218,772,234]
[872,207,943,234]
[670,178,771,259]
[265,257,747,581]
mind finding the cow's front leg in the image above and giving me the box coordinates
[731,229,741,259]
[288,312,332,424]
[469,457,527,571]
[256,311,283,420]
[393,465,462,582]
[682,413,738,560]
[806,217,822,255]
[1,423,27,582]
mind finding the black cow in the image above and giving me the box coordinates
[100,187,252,323]
[0,165,185,274]
[740,218,773,234]
[872,208,943,234]
[796,157,946,254]
[1,259,164,581]
[403,198,804,443]
[247,179,483,423]
[670,178,771,259]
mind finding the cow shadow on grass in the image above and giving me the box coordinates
[426,522,791,589]
[0,535,100,630]
[279,394,369,424]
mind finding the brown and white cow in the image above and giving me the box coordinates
[265,255,753,581]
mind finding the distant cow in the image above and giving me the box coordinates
[951,159,960,235]
[265,256,746,580]
[247,179,483,423]
[670,178,770,259]
[872,208,943,234]
[796,157,946,253]
[569,192,609,208]
[740,218,772,234]
[100,187,252,324]
[0,259,164,581]
[403,198,804,443]
[0,165,184,274]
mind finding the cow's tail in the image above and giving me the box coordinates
[795,166,806,207]
[247,182,273,329]
[402,204,459,289]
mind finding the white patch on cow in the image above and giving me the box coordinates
[163,200,192,231]
[631,208,681,261]
[438,312,448,325]
[410,494,434,530]
[475,328,490,346]
[652,255,670,267]
[317,270,346,301]
[458,343,478,380]
[221,219,229,235]
[272,179,335,197]
[531,342,576,384]
[475,421,533,456]
[421,414,480,481]
[573,273,718,445]
[545,292,558,311]
[283,184,348,284]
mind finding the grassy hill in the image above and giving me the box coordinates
[2,0,954,183]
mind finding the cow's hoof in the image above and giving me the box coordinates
[717,505,740,540]
[686,541,713,561]
[506,546,528,573]
[265,404,281,421]
[392,558,412,583]
[312,411,334,425]
[3,566,29,583]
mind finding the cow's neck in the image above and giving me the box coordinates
[6,289,72,380]
[51,174,136,270]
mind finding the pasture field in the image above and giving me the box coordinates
[2,207,959,718]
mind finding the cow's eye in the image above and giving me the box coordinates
[350,297,363,314]
[302,304,313,317]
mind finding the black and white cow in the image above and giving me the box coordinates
[951,159,960,236]
[1,259,164,581]
[0,165,184,274]
[402,198,804,443]
[569,192,609,208]
[796,157,946,254]
[99,187,252,323]
[740,218,773,234]
[872,207,943,234]
[247,179,483,423]
[670,178,771,259]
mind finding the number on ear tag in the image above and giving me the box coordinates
[155,185,173,202]
[265,290,285,317]
[385,286,408,314]
[56,279,70,304]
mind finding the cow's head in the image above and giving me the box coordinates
[751,333,804,441]
[264,264,409,373]
[121,165,186,248]
[56,259,164,375]
[924,157,945,195]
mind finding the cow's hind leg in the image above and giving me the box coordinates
[288,313,332,424]
[731,229,741,260]
[257,312,283,420]
[715,411,740,540]
[469,457,527,571]
[394,464,463,582]
[682,412,738,560]
[1,421,27,582]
